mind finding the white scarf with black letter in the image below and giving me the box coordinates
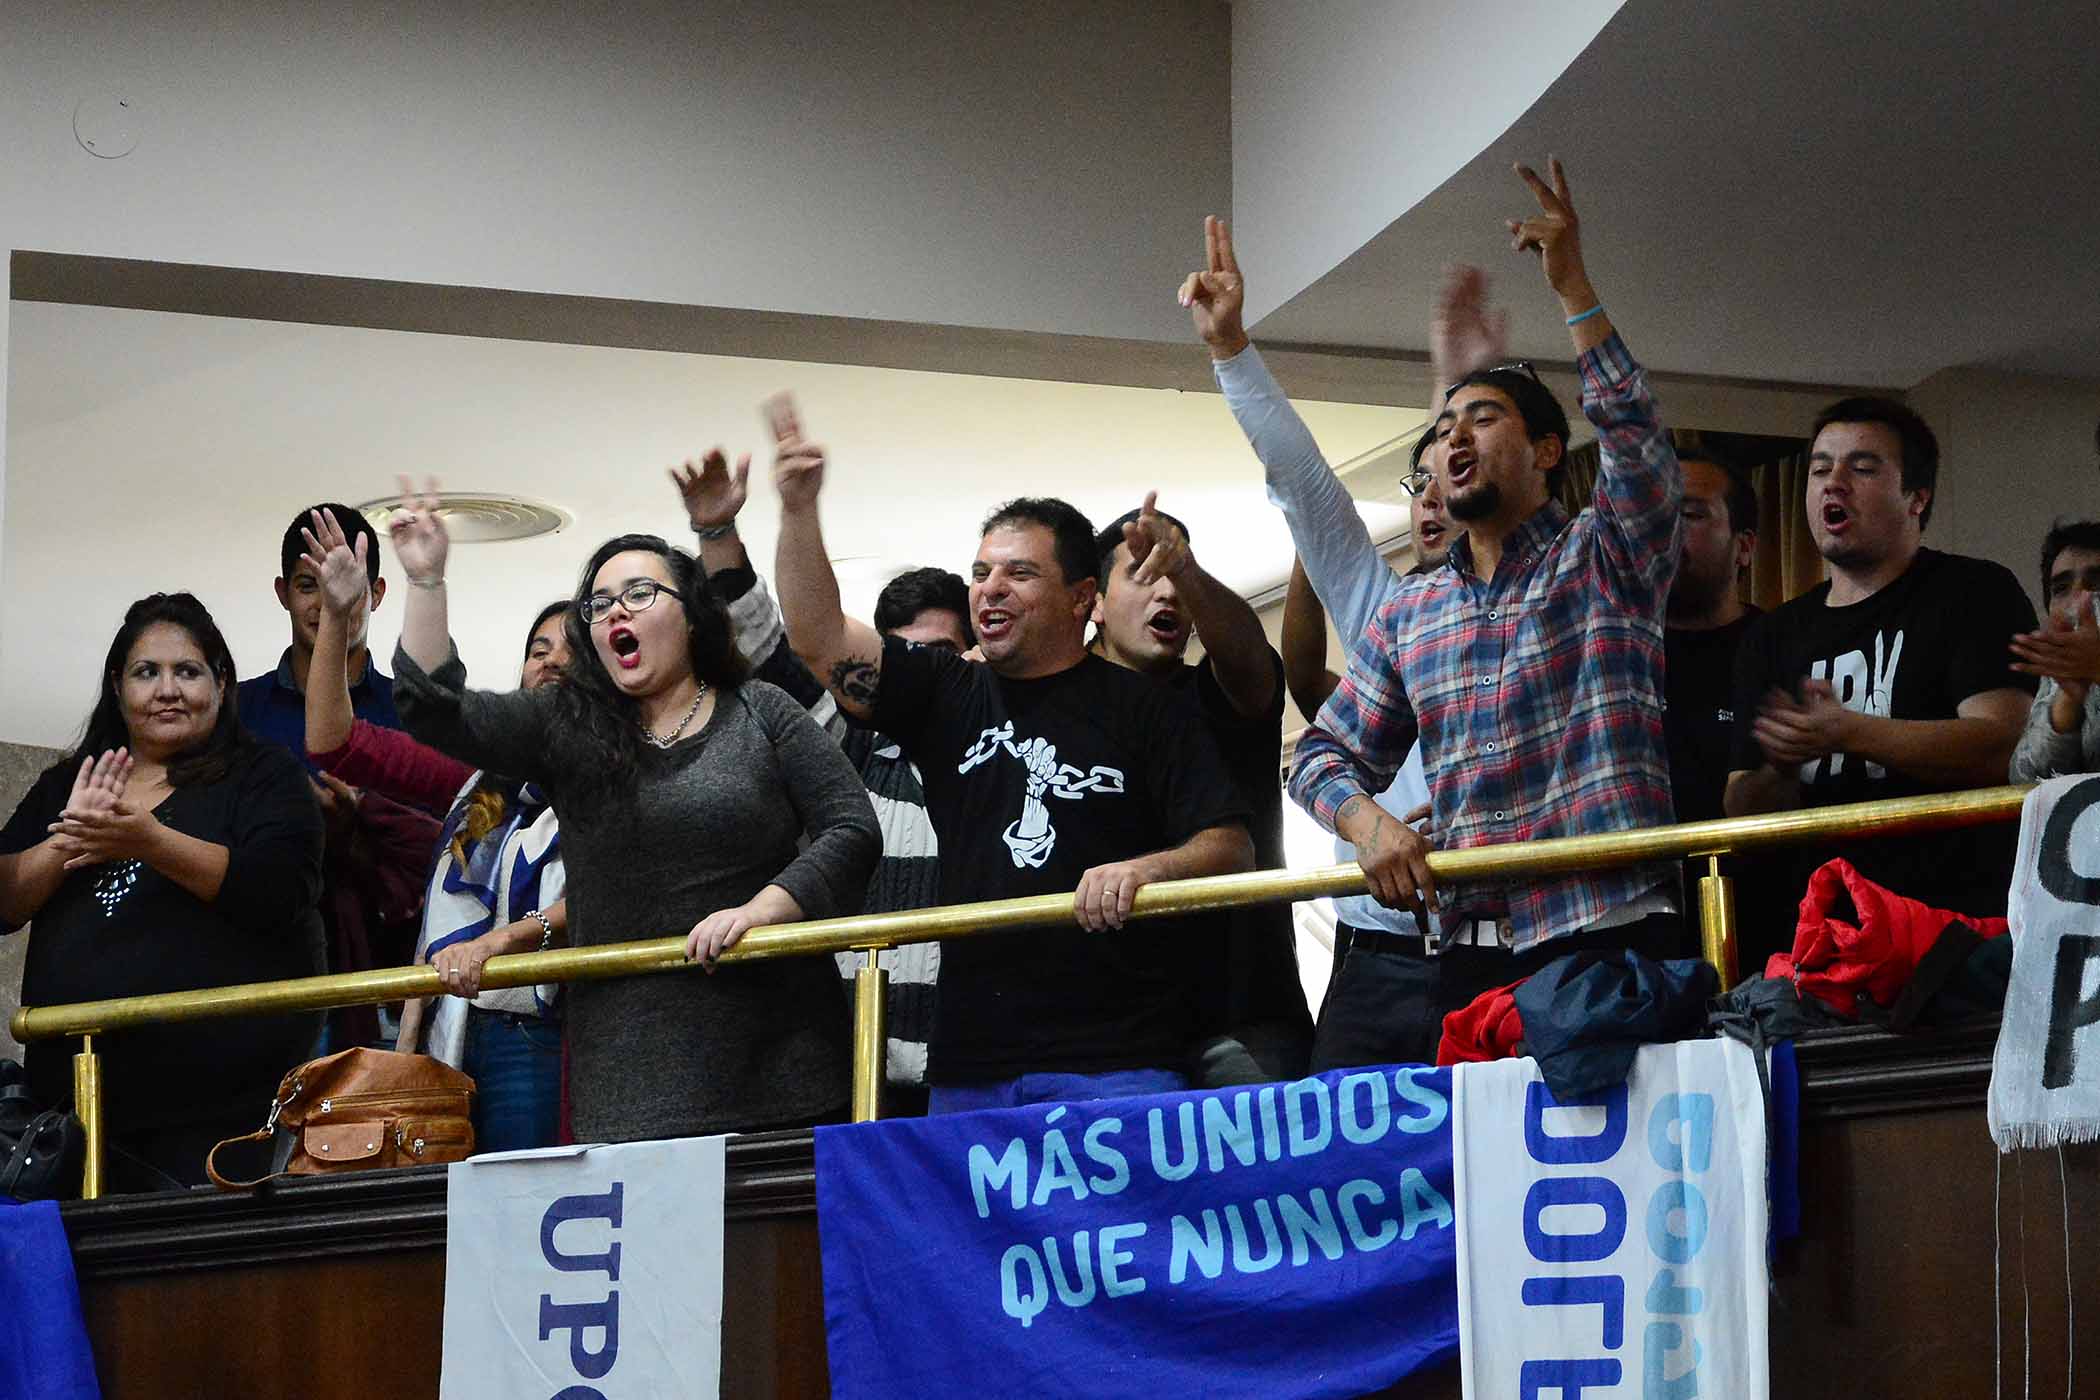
[1990,775,2100,1150]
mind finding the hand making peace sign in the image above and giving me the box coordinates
[1178,215,1249,359]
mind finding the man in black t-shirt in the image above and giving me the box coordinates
[1665,457,1761,824]
[1088,494,1310,1087]
[1725,398,2036,972]
[771,422,1255,1114]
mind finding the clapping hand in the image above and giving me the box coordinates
[1124,491,1191,586]
[671,447,751,533]
[2011,605,2100,702]
[49,750,131,863]
[1752,680,1854,769]
[387,475,450,584]
[1178,215,1248,358]
[765,393,827,514]
[300,508,371,620]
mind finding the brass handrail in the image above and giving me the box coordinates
[10,783,2031,1196]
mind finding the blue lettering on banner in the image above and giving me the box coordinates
[1514,1077,1727,1399]
[816,1067,1461,1400]
[537,1182,624,1390]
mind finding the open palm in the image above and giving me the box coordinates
[388,476,450,582]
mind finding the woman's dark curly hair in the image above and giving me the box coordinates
[545,534,747,793]
[70,592,253,787]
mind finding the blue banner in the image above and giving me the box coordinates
[816,1067,1458,1399]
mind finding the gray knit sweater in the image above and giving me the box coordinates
[394,645,880,1141]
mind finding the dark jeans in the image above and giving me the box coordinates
[1311,912,1691,1074]
[462,1009,563,1153]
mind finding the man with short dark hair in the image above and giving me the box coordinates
[1203,159,1691,1023]
[239,503,398,758]
[1665,455,1761,822]
[873,567,973,650]
[1726,397,2037,966]
[2009,519,2100,780]
[773,417,1254,1112]
[1087,493,1309,1085]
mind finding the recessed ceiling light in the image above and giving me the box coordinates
[355,492,573,543]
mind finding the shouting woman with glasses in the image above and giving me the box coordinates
[387,475,880,1143]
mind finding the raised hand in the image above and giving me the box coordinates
[1430,265,1510,389]
[1178,215,1249,359]
[387,475,450,584]
[300,508,371,620]
[1507,156,1592,304]
[670,447,752,532]
[764,392,827,514]
[1124,490,1191,586]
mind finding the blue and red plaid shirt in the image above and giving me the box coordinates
[1289,331,1683,951]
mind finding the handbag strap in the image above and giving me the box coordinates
[205,1126,285,1191]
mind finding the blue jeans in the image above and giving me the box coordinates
[462,1010,563,1153]
[927,1068,1189,1116]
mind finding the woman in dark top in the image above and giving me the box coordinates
[0,593,324,1189]
[387,481,880,1141]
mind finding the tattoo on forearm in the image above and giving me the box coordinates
[1336,795,1367,825]
[829,657,880,708]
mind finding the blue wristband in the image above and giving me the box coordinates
[1565,304,1605,327]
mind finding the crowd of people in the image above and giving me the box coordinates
[1,160,2088,1189]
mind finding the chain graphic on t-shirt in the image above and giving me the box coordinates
[1805,628,1904,783]
[957,721,1126,868]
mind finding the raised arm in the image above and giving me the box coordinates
[1122,491,1277,719]
[1281,557,1341,721]
[1188,218,1394,638]
[1506,157,1681,596]
[300,509,372,758]
[390,476,453,675]
[766,394,886,722]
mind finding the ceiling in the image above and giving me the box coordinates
[0,302,1424,747]
[1255,0,2100,386]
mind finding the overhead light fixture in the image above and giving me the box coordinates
[355,491,573,543]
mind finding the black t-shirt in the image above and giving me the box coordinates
[873,639,1252,1082]
[1,743,327,1131]
[1665,609,1762,824]
[1162,651,1311,1042]
[1728,549,2037,958]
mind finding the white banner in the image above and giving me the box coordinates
[440,1137,727,1400]
[1992,774,2100,1149]
[1453,1040,1768,1399]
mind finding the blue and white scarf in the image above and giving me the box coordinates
[416,773,565,1071]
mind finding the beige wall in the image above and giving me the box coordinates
[0,740,63,1061]
[1906,368,2100,611]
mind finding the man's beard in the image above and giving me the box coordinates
[1667,557,1734,622]
[1446,480,1503,523]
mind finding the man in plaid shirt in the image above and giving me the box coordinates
[1287,159,1689,1009]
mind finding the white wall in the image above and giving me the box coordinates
[1230,0,1623,322]
[1906,369,2100,610]
[0,0,1230,341]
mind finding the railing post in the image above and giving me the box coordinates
[851,951,888,1123]
[1697,854,1739,988]
[74,1033,104,1201]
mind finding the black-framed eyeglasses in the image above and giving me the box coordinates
[580,579,685,625]
[1440,359,1545,404]
[1398,469,1434,498]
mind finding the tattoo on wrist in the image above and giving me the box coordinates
[829,658,880,707]
[1336,796,1366,825]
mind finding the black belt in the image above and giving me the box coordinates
[1341,925,1432,960]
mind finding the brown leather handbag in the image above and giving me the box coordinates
[207,1047,476,1189]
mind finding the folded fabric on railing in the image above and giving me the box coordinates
[1769,858,2007,1019]
[1437,981,1525,1066]
[1991,775,2100,1149]
[1513,950,1720,1099]
[0,1200,101,1400]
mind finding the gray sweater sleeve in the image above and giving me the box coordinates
[743,682,880,920]
[2010,678,2100,781]
[392,642,561,787]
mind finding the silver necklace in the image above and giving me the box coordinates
[641,684,710,749]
